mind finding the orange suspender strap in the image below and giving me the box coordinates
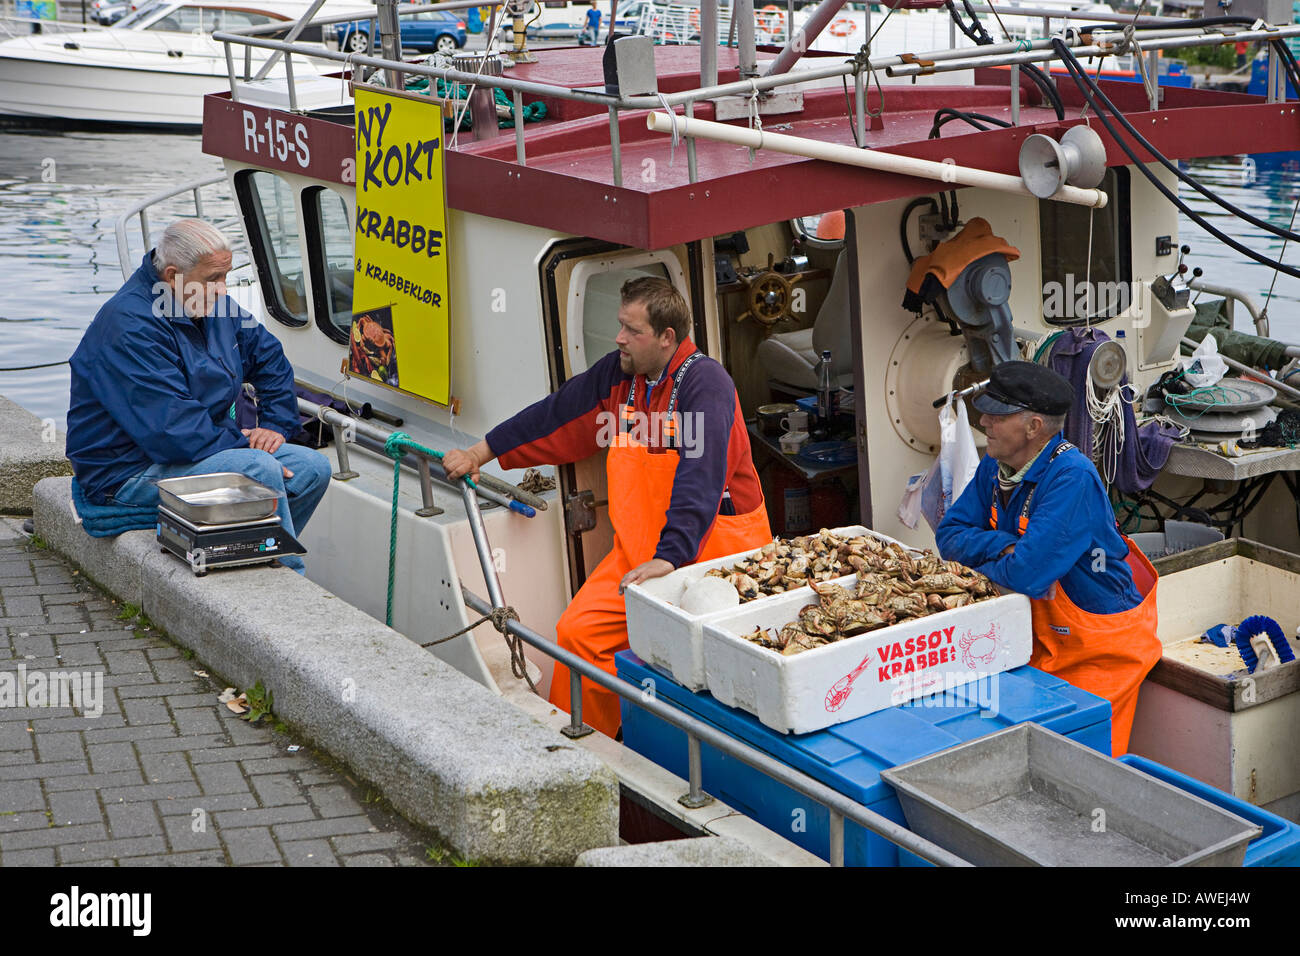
[988,441,1075,535]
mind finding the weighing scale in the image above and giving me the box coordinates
[157,507,305,576]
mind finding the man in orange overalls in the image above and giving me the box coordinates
[444,278,771,737]
[935,362,1161,755]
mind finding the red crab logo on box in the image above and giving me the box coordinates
[959,622,1001,670]
[823,625,957,712]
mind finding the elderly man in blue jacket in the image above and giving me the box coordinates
[67,218,331,574]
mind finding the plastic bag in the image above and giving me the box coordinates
[939,395,980,505]
[898,395,980,532]
[1178,333,1228,388]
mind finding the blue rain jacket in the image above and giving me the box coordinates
[935,433,1142,615]
[67,252,299,504]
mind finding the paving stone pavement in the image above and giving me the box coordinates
[0,520,441,867]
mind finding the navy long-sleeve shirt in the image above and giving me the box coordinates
[936,434,1141,615]
[485,341,763,568]
[67,252,300,503]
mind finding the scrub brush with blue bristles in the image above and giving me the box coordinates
[1232,615,1295,673]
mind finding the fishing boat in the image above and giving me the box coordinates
[0,0,371,127]
[108,0,1300,864]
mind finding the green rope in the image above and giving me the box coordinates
[382,431,476,626]
[404,77,548,129]
[1164,382,1260,419]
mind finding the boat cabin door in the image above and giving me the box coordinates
[539,240,694,593]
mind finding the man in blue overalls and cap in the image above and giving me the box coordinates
[936,361,1161,755]
[66,219,332,574]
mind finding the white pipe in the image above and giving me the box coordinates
[645,112,1108,208]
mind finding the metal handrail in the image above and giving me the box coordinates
[299,397,548,514]
[114,174,246,282]
[462,586,971,867]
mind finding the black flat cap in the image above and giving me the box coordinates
[972,361,1074,416]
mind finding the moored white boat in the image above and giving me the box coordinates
[0,0,369,126]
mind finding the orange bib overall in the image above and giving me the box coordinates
[549,355,771,737]
[991,481,1161,756]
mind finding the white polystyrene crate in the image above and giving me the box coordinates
[702,587,1033,735]
[624,525,892,691]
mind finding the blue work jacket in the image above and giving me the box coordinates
[67,252,299,503]
[935,433,1141,615]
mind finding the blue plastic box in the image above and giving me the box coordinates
[1117,755,1300,868]
[617,650,1111,867]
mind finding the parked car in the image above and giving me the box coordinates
[336,10,466,54]
[90,0,137,24]
[497,0,646,42]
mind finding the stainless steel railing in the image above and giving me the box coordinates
[114,174,247,282]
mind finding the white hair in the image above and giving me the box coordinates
[1023,409,1067,437]
[153,218,230,274]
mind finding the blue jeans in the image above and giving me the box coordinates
[112,444,333,574]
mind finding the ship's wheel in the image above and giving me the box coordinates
[736,253,806,328]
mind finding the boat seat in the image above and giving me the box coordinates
[756,247,855,390]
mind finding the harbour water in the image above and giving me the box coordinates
[3,127,1300,428]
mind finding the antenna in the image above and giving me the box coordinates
[1018,126,1107,199]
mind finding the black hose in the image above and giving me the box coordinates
[1057,40,1300,242]
[1053,38,1300,280]
[946,0,1063,118]
[929,107,1014,137]
[900,196,939,264]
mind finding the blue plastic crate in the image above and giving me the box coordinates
[1117,755,1300,868]
[617,650,1110,866]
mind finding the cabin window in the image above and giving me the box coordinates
[1039,168,1132,326]
[146,5,203,31]
[564,251,689,375]
[791,210,847,251]
[303,186,354,344]
[234,170,309,329]
[205,9,275,30]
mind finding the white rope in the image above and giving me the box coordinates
[1087,376,1125,484]
[655,93,681,166]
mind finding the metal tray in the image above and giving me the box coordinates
[156,473,281,526]
[881,723,1261,866]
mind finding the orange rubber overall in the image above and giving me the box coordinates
[992,497,1161,756]
[548,364,770,737]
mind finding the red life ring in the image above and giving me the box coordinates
[757,4,784,38]
[689,7,699,30]
[828,17,857,36]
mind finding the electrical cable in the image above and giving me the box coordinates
[950,0,1064,118]
[1053,39,1300,279]
[1053,36,1300,243]
[0,359,71,372]
[899,196,939,264]
[928,107,1014,138]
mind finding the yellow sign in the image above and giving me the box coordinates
[351,86,451,406]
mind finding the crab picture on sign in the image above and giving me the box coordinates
[349,305,400,388]
[960,622,1002,670]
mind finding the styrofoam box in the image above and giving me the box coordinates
[702,586,1033,734]
[625,526,896,691]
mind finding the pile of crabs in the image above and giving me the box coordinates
[703,530,998,656]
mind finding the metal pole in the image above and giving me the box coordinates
[416,458,442,516]
[513,90,526,165]
[1145,48,1159,110]
[734,0,757,77]
[284,51,298,111]
[686,100,698,183]
[853,65,865,144]
[1010,62,1019,125]
[375,0,404,90]
[562,669,592,738]
[701,0,718,87]
[609,106,623,186]
[646,111,1109,207]
[244,41,252,81]
[829,810,845,866]
[463,587,972,867]
[459,482,506,609]
[763,0,848,77]
[330,424,359,479]
[253,0,328,80]
[680,733,713,808]
[224,41,240,100]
